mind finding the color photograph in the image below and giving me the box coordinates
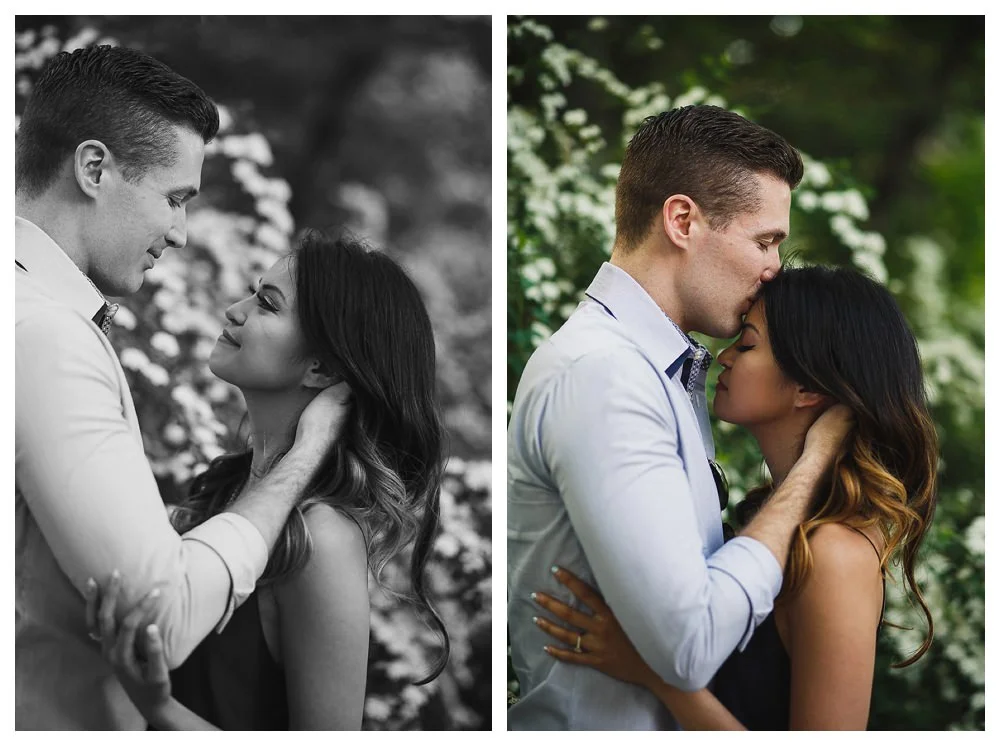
[507,15,984,731]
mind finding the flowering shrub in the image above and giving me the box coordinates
[17,25,490,730]
[508,17,984,730]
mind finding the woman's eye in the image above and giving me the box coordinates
[246,283,274,311]
[736,345,754,352]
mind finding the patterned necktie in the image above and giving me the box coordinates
[92,302,119,336]
[81,273,118,336]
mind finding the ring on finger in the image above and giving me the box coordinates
[574,634,583,654]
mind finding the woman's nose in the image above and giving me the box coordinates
[716,345,734,369]
[225,303,245,326]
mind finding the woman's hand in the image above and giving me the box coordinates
[85,571,172,722]
[532,566,660,690]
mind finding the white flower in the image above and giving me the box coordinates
[802,159,832,188]
[964,516,985,556]
[143,363,170,388]
[216,104,234,134]
[535,256,556,277]
[62,27,99,52]
[150,331,180,358]
[220,133,274,167]
[796,190,819,211]
[112,305,137,330]
[563,109,587,126]
[255,197,295,236]
[841,189,870,221]
[820,191,846,213]
[673,86,708,108]
[530,321,552,342]
[164,423,187,446]
[120,348,150,372]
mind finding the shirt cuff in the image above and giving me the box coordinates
[707,535,783,651]
[182,512,269,632]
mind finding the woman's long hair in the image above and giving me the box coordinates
[733,265,938,667]
[173,228,449,683]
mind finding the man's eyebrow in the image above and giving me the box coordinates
[172,186,200,201]
[755,229,787,243]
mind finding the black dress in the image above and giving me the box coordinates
[711,531,885,730]
[168,591,289,730]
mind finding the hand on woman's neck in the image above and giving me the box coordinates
[750,416,812,488]
[241,389,315,483]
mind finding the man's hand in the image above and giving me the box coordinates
[294,381,353,453]
[802,403,855,466]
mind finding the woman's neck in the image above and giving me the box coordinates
[240,388,313,483]
[749,416,811,488]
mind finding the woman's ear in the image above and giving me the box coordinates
[794,386,832,411]
[302,359,343,390]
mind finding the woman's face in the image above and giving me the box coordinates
[713,301,799,428]
[209,256,312,392]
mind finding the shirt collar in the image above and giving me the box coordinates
[584,262,691,375]
[15,216,108,321]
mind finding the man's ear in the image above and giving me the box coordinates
[302,359,343,390]
[660,194,700,250]
[73,140,112,200]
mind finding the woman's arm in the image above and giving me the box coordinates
[84,573,220,730]
[534,567,745,730]
[783,523,883,730]
[274,504,370,730]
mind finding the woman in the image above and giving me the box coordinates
[533,265,937,730]
[85,228,449,729]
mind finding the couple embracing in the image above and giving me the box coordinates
[16,45,447,730]
[507,105,937,730]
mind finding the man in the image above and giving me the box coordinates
[507,105,852,729]
[15,45,347,729]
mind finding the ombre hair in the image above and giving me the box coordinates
[173,228,449,683]
[733,265,938,667]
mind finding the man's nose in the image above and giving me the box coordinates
[762,246,782,281]
[166,210,188,250]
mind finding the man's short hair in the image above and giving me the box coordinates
[16,44,220,197]
[614,105,804,250]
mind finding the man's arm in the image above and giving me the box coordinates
[738,404,855,565]
[15,310,341,667]
[538,349,844,691]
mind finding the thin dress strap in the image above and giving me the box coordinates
[848,526,887,627]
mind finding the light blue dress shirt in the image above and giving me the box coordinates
[507,262,782,730]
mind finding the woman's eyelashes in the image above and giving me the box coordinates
[735,344,755,353]
[247,282,276,312]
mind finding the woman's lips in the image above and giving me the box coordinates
[219,329,240,347]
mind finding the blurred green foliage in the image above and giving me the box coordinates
[507,16,983,730]
[16,18,491,730]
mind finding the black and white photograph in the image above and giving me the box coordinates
[14,15,491,730]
